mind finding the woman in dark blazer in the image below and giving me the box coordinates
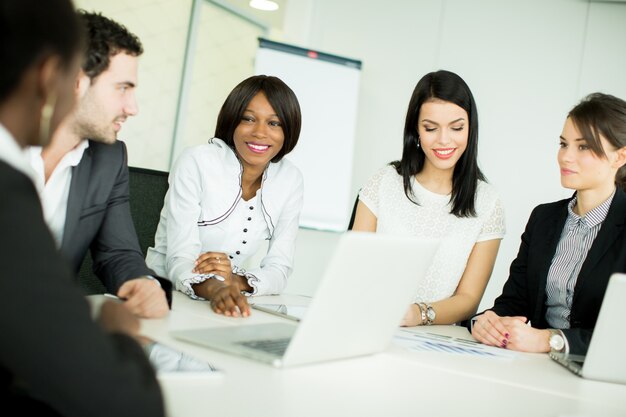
[472,92,626,355]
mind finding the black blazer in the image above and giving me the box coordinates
[491,188,626,354]
[0,161,164,417]
[61,140,171,302]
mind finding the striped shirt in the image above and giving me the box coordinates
[545,190,615,328]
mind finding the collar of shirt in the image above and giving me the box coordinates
[28,139,89,188]
[566,189,615,231]
[206,137,298,239]
[0,123,38,184]
[28,140,89,246]
[28,139,89,194]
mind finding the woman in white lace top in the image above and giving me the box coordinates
[353,70,505,326]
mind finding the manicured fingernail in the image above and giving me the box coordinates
[505,333,510,339]
[500,341,507,348]
[502,339,508,345]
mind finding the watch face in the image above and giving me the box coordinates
[550,334,564,350]
[427,307,436,321]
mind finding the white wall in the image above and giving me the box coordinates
[282,0,626,309]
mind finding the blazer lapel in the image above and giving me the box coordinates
[574,189,626,297]
[61,146,92,253]
[533,201,570,321]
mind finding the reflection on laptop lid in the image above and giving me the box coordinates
[549,273,626,384]
[170,231,440,368]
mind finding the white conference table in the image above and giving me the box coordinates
[131,292,626,417]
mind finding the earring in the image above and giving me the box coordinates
[416,135,421,149]
[39,93,57,145]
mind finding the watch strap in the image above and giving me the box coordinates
[415,303,427,325]
[425,304,435,325]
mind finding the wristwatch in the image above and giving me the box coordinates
[549,329,565,353]
[425,304,436,325]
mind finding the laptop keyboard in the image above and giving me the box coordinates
[237,338,290,356]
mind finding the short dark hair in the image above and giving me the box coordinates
[392,69,485,217]
[77,10,143,80]
[214,75,301,163]
[569,92,626,190]
[0,0,83,101]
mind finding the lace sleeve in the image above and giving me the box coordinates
[358,166,388,216]
[477,197,506,242]
[176,275,211,300]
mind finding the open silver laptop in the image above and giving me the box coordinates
[549,273,626,384]
[170,231,440,367]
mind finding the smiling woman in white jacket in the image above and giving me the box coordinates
[147,75,303,317]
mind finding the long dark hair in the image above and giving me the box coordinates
[214,75,301,163]
[392,70,485,217]
[568,92,626,191]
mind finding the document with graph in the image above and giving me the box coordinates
[393,330,518,360]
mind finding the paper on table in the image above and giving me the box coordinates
[250,303,309,321]
[147,342,223,378]
[393,329,518,360]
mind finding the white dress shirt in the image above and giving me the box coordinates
[0,124,36,182]
[28,141,89,246]
[146,138,304,297]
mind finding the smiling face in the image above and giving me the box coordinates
[558,117,623,193]
[417,99,469,175]
[233,91,285,172]
[73,52,139,143]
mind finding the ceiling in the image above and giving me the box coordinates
[219,0,288,31]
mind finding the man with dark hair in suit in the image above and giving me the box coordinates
[29,10,171,318]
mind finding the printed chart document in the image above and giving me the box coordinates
[393,329,518,360]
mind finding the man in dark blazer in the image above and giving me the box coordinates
[30,11,171,318]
